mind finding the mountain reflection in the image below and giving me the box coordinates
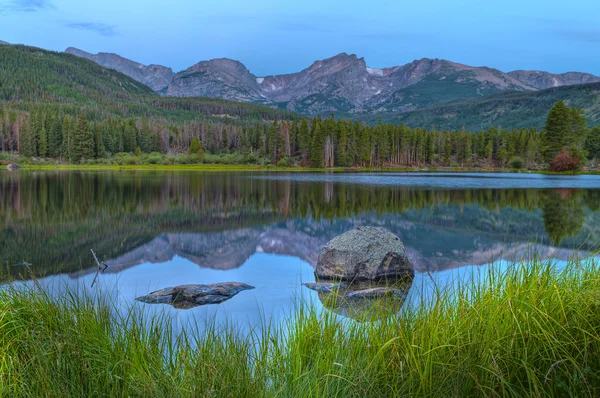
[1,171,599,280]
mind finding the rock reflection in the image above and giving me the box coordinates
[304,280,413,322]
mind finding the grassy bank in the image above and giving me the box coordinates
[2,260,600,396]
[5,151,600,173]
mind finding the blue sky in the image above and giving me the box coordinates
[1,0,599,76]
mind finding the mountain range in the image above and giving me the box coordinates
[65,47,600,116]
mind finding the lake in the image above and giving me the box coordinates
[2,171,600,331]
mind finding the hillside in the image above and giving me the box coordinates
[0,45,298,124]
[353,82,600,130]
[65,47,174,92]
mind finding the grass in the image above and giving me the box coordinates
[1,259,600,396]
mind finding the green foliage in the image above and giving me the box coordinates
[508,156,524,169]
[585,127,600,160]
[70,113,94,162]
[541,101,586,162]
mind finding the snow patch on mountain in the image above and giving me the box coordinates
[366,67,384,77]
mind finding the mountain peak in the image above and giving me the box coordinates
[65,47,174,92]
[62,45,599,116]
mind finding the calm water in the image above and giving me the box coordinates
[2,171,600,330]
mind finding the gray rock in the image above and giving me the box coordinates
[6,163,20,171]
[135,282,254,309]
[315,226,414,281]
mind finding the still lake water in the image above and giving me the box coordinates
[2,171,600,331]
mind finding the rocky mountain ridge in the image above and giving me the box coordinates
[64,46,600,115]
[65,47,174,92]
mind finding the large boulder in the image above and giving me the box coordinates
[315,227,414,282]
[135,282,254,309]
[6,163,20,171]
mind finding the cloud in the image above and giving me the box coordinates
[2,0,54,12]
[65,22,117,37]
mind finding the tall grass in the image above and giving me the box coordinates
[2,259,600,396]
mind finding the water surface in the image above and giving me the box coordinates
[2,171,599,331]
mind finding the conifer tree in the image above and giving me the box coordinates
[335,121,348,167]
[48,117,62,158]
[298,119,310,160]
[71,113,94,162]
[38,119,48,157]
[19,116,34,157]
[542,101,571,162]
[309,120,325,168]
[585,127,600,160]
[95,124,107,158]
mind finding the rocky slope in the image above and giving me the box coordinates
[508,70,600,90]
[65,47,174,92]
[357,81,600,130]
[0,40,9,45]
[167,58,267,102]
[64,46,600,116]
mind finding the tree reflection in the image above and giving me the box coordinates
[540,189,586,244]
[0,172,598,279]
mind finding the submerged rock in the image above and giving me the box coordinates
[135,282,254,309]
[305,280,413,322]
[315,226,414,281]
[302,282,346,293]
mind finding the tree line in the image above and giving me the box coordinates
[1,100,598,169]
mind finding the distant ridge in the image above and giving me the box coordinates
[65,47,174,92]
[65,46,600,116]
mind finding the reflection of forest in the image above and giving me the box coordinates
[1,171,599,279]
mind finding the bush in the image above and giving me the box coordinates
[508,157,524,169]
[550,151,581,172]
[277,156,291,167]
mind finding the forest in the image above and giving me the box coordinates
[1,45,599,170]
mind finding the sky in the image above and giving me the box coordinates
[1,0,599,76]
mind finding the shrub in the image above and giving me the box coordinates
[508,157,524,169]
[188,139,204,157]
[277,156,291,167]
[550,151,580,172]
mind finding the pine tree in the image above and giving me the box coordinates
[48,117,62,158]
[335,121,348,167]
[298,119,309,160]
[585,127,600,161]
[61,116,71,158]
[38,119,48,157]
[71,113,94,162]
[94,124,107,158]
[541,101,571,163]
[123,120,137,153]
[309,120,324,168]
[19,116,34,157]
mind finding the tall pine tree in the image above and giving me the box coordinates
[71,113,94,162]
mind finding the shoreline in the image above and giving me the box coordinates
[9,163,600,175]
